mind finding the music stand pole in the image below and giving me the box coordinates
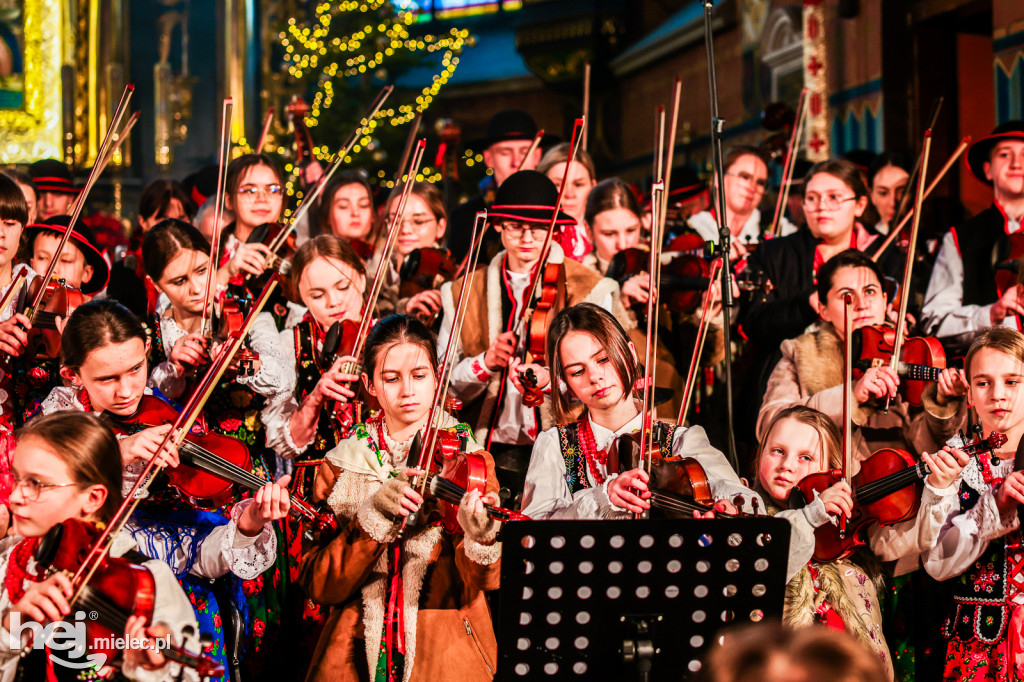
[702,1,738,471]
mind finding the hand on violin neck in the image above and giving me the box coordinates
[508,357,550,395]
[221,242,272,283]
[484,331,518,371]
[168,333,210,374]
[693,498,740,519]
[312,356,361,403]
[923,447,969,490]
[818,481,854,520]
[728,239,748,263]
[990,286,1024,325]
[123,615,170,672]
[608,468,651,514]
[620,274,651,309]
[372,469,424,521]
[935,368,969,405]
[853,365,899,404]
[119,425,180,469]
[0,312,31,357]
[405,289,443,320]
[995,470,1024,514]
[457,489,500,546]
[6,571,74,632]
[237,474,293,536]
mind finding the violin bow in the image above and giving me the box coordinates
[840,293,853,539]
[414,210,488,500]
[255,107,275,154]
[394,110,424,183]
[510,117,585,338]
[882,130,932,413]
[267,85,394,256]
[344,139,427,371]
[638,80,681,488]
[522,129,545,169]
[892,97,943,229]
[676,257,724,426]
[199,98,233,339]
[25,84,134,321]
[767,88,808,240]
[582,61,591,151]
[871,135,969,263]
[86,111,140,191]
[70,274,282,598]
[0,270,26,318]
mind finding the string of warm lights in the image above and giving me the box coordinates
[279,0,472,161]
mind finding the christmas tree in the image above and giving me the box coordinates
[277,0,472,190]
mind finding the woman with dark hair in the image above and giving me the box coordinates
[520,303,753,520]
[315,170,376,249]
[301,314,501,682]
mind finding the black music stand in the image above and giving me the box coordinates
[497,518,790,681]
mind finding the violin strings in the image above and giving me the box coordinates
[854,466,926,504]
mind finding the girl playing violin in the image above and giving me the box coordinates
[755,405,968,680]
[301,314,501,682]
[759,249,967,473]
[141,218,294,418]
[520,303,752,519]
[922,326,1024,681]
[216,153,285,287]
[40,299,289,680]
[371,180,448,320]
[0,411,199,681]
[537,143,597,263]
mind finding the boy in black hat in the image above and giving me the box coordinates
[921,120,1024,352]
[448,109,556,263]
[437,170,631,502]
[28,159,78,221]
[26,216,111,299]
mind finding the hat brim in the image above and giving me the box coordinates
[466,132,561,153]
[966,131,1024,185]
[488,204,575,225]
[26,224,110,294]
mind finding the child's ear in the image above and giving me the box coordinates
[59,366,81,386]
[82,485,108,518]
[627,341,639,365]
[362,372,375,397]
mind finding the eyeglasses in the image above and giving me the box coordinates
[11,473,77,503]
[501,223,548,240]
[390,216,437,231]
[725,171,769,190]
[237,184,283,199]
[803,193,858,211]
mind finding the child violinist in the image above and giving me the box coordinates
[520,303,753,519]
[140,218,294,430]
[301,314,501,682]
[759,249,967,478]
[24,216,110,301]
[40,299,289,680]
[0,411,200,681]
[922,326,1024,680]
[755,405,969,680]
[437,170,630,499]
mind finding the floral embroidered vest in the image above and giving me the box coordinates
[944,481,1022,644]
[556,419,676,495]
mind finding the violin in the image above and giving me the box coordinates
[409,430,528,534]
[615,425,720,518]
[853,325,946,407]
[107,395,337,535]
[525,262,566,365]
[398,247,456,300]
[994,232,1024,328]
[243,221,300,303]
[21,276,84,358]
[33,518,224,677]
[791,429,1006,563]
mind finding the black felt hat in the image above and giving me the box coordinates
[181,165,221,207]
[966,120,1024,185]
[467,109,559,151]
[26,215,110,294]
[28,159,79,195]
[488,170,575,225]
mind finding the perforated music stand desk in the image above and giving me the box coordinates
[497,518,790,681]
